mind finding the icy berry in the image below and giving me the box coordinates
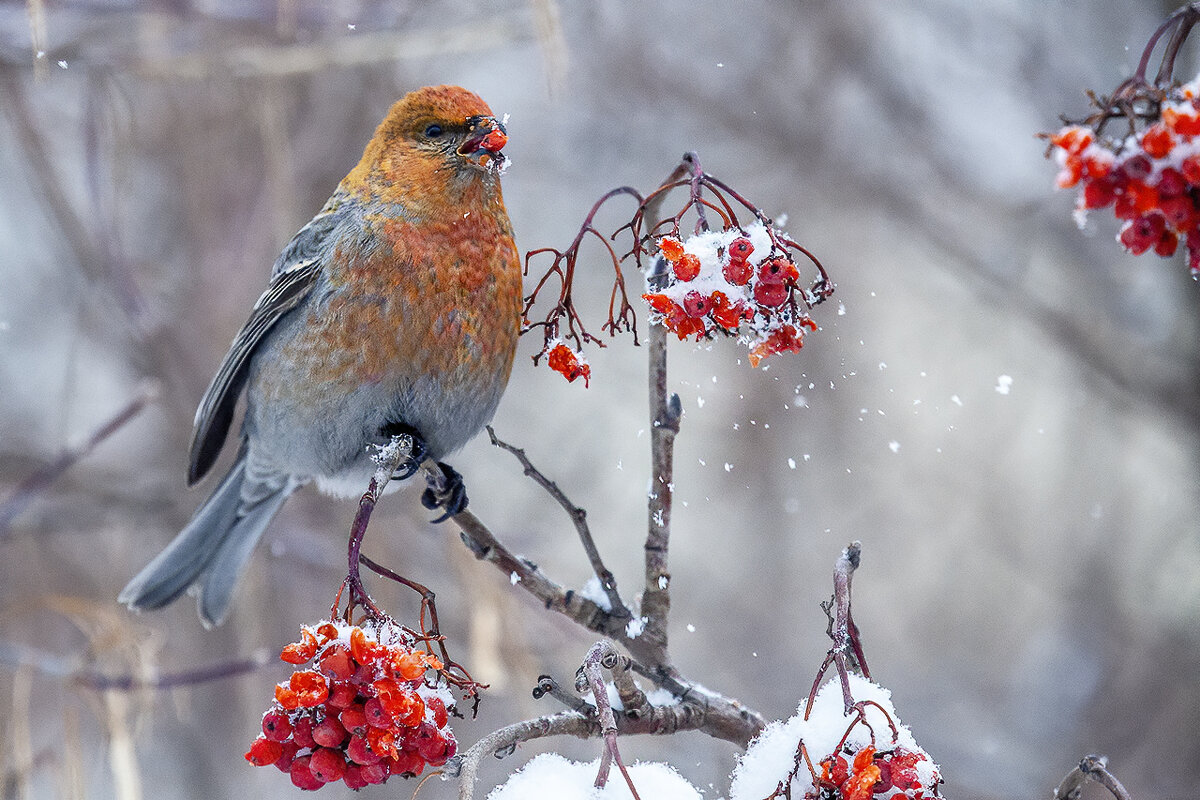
[281,629,319,664]
[1158,167,1187,197]
[1141,124,1174,159]
[682,290,711,318]
[1122,154,1153,181]
[728,237,754,261]
[364,697,393,729]
[722,257,753,285]
[753,281,789,308]
[261,710,292,742]
[245,737,283,767]
[319,645,354,681]
[673,253,701,281]
[312,714,347,748]
[347,733,383,765]
[546,343,591,386]
[308,747,347,784]
[658,237,684,261]
[479,129,508,153]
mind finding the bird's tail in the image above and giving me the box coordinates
[119,450,298,627]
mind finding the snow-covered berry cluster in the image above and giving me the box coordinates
[245,622,456,791]
[642,223,818,367]
[1050,73,1200,273]
[729,674,940,800]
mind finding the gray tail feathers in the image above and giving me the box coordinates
[118,452,298,628]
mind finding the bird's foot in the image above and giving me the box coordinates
[421,463,468,523]
[380,422,428,481]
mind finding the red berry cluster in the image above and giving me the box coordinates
[1050,75,1200,273]
[245,622,456,791]
[816,746,936,800]
[641,225,819,367]
[544,341,591,386]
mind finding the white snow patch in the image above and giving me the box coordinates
[487,754,702,800]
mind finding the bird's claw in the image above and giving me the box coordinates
[381,422,428,481]
[421,462,468,522]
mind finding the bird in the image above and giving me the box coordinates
[120,85,522,627]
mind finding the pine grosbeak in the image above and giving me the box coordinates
[120,86,521,626]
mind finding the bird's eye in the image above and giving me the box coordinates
[424,124,443,138]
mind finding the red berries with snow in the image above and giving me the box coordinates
[245,622,457,791]
[642,224,821,366]
[544,341,591,387]
[1048,72,1200,274]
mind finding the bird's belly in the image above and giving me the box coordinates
[242,297,516,492]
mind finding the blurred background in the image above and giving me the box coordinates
[1,0,1199,798]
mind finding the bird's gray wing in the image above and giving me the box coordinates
[187,203,344,484]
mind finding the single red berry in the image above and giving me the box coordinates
[1142,124,1175,159]
[327,682,358,709]
[340,705,368,736]
[347,733,383,765]
[673,253,701,281]
[261,710,292,742]
[1051,126,1092,155]
[343,763,369,790]
[245,737,283,767]
[753,281,789,308]
[1155,229,1179,257]
[728,237,754,260]
[312,714,348,748]
[1082,178,1117,210]
[308,747,347,784]
[682,290,711,318]
[289,755,324,791]
[1182,154,1200,184]
[359,761,390,785]
[319,646,355,680]
[364,697,393,729]
[723,258,753,285]
[1158,167,1187,197]
[291,714,316,748]
[1121,154,1153,181]
[872,760,894,794]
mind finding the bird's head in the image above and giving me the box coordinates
[370,85,509,178]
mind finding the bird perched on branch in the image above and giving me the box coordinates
[120,85,521,627]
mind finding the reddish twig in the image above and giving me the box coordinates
[577,642,642,798]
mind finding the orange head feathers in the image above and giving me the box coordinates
[343,85,509,207]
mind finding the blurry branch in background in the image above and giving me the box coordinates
[1053,754,1133,800]
[0,381,158,539]
[530,0,569,95]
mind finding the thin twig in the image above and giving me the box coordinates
[532,674,590,713]
[449,712,599,800]
[578,642,641,798]
[0,380,158,537]
[486,426,628,618]
[805,542,864,718]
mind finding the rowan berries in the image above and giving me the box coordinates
[245,622,456,791]
[1049,72,1200,275]
[639,223,819,366]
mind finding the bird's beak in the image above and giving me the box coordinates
[458,115,508,170]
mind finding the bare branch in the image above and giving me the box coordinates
[486,427,628,618]
[0,380,158,538]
